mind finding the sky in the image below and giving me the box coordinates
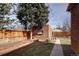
[48,3,71,29]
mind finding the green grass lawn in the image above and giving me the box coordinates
[3,42,54,56]
[59,37,71,45]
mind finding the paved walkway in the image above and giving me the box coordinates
[0,40,33,55]
[50,38,64,56]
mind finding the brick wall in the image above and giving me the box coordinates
[68,4,79,53]
[49,26,53,39]
[32,25,52,42]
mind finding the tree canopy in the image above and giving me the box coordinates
[17,3,49,30]
[0,4,11,19]
[0,3,17,29]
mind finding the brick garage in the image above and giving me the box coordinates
[67,3,79,53]
[32,25,52,42]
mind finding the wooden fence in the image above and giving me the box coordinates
[0,30,28,43]
[52,32,71,37]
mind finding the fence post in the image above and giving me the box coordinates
[3,30,5,40]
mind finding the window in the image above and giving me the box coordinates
[37,30,43,35]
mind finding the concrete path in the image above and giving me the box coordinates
[50,38,64,56]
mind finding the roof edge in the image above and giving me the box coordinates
[67,3,77,11]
